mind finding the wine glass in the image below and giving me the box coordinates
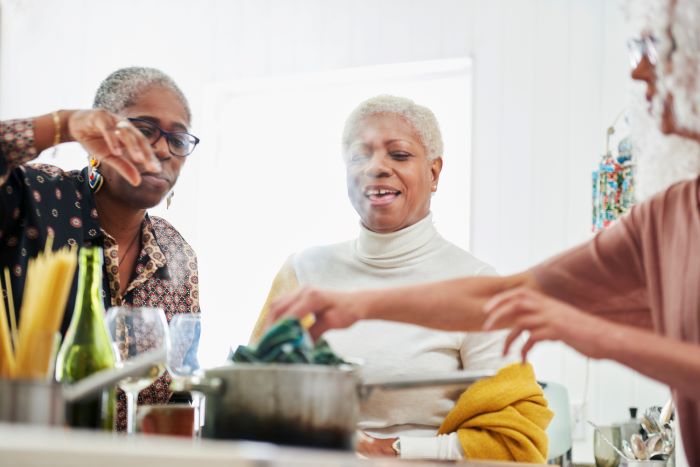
[167,313,204,437]
[106,306,169,434]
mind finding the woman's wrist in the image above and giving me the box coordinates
[591,319,630,360]
[59,110,77,143]
[359,291,375,321]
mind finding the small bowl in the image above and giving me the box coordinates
[137,404,196,438]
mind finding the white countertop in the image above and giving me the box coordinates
[0,423,534,467]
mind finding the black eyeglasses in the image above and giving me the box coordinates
[128,118,200,157]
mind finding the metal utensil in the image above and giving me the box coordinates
[588,421,634,461]
[622,439,637,459]
[641,413,662,435]
[631,433,648,460]
[659,399,674,425]
[645,434,663,455]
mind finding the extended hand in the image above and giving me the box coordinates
[267,287,366,339]
[66,109,160,186]
[483,287,607,361]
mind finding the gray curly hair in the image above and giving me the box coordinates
[342,95,444,161]
[93,67,191,123]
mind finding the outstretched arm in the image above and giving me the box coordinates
[484,287,700,399]
[266,272,535,339]
[1,110,159,187]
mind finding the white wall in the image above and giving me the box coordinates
[0,0,681,463]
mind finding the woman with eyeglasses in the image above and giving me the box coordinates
[0,66,201,431]
[267,1,700,462]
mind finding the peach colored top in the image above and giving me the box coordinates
[533,176,700,465]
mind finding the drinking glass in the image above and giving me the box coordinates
[106,306,169,434]
[167,313,204,437]
[594,425,622,467]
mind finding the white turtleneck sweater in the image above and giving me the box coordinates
[254,214,512,460]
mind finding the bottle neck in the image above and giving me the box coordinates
[71,247,105,329]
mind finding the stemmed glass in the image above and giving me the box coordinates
[106,306,170,434]
[167,313,204,437]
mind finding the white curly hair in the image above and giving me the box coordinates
[627,0,700,134]
[341,95,444,161]
[93,67,191,123]
[625,0,700,200]
[665,0,700,134]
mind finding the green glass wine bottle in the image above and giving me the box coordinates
[55,246,116,430]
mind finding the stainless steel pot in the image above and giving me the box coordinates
[173,363,493,449]
[0,348,166,426]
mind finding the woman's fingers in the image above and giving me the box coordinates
[484,286,534,314]
[134,127,159,169]
[486,286,607,361]
[503,324,527,357]
[502,314,545,355]
[307,315,334,341]
[520,330,547,362]
[268,288,349,340]
[283,289,326,323]
[267,287,367,339]
[69,110,160,179]
[94,117,123,157]
[269,289,304,323]
[113,125,145,164]
[483,294,539,330]
[101,154,142,186]
[113,123,162,173]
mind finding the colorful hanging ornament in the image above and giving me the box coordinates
[592,120,635,232]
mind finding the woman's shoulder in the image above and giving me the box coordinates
[434,237,498,276]
[22,162,83,183]
[148,215,197,257]
[293,240,355,263]
[625,174,700,234]
[286,240,355,281]
[5,163,86,206]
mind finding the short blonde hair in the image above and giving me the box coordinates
[342,95,444,161]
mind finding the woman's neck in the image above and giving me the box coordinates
[94,191,146,242]
[356,212,437,263]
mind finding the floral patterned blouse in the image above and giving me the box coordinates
[0,118,200,431]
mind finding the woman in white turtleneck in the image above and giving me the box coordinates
[251,95,511,460]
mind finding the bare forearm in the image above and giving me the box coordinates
[600,323,700,397]
[31,110,76,152]
[364,272,536,331]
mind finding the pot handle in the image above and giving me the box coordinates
[359,369,496,400]
[62,348,166,403]
[169,375,224,395]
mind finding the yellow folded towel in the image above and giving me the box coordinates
[438,362,553,463]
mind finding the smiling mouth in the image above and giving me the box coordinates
[364,187,401,205]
